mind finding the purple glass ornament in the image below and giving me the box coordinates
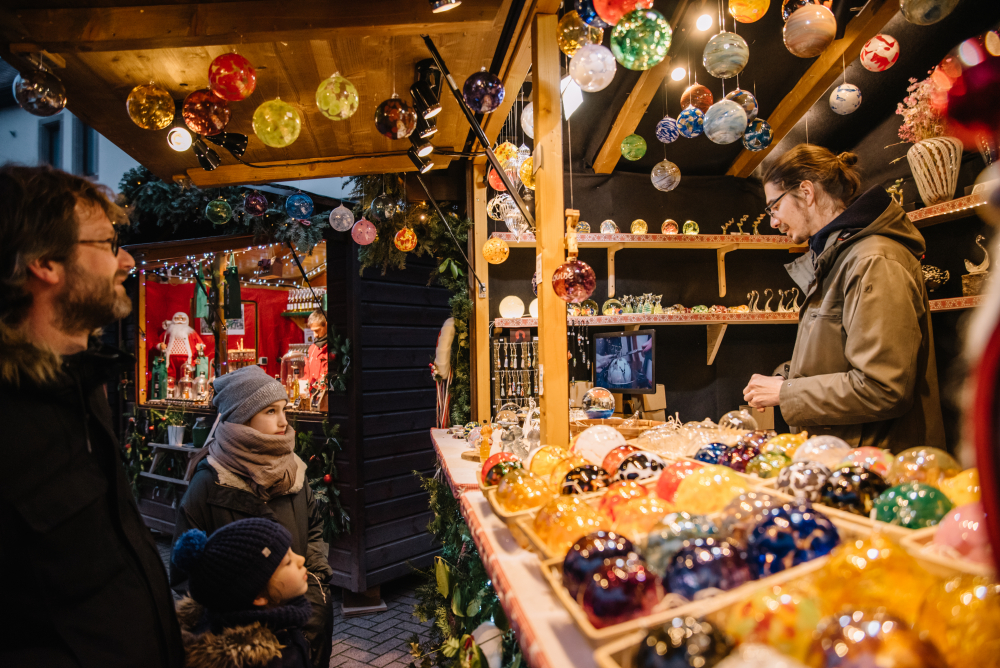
[745,503,840,577]
[374,97,417,139]
[635,618,733,668]
[463,70,505,113]
[723,442,761,473]
[552,259,596,302]
[738,430,776,448]
[693,442,728,465]
[244,191,268,216]
[580,554,663,628]
[666,537,752,599]
[563,531,635,600]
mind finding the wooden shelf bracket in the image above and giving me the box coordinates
[707,323,728,365]
[607,243,625,298]
[716,244,737,298]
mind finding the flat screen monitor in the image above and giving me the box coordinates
[593,329,655,394]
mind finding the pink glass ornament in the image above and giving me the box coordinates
[552,259,596,302]
[934,502,993,564]
[351,218,377,245]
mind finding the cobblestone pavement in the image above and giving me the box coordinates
[156,536,431,667]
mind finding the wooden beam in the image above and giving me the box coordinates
[532,12,568,448]
[469,161,492,423]
[7,0,500,53]
[727,0,900,177]
[184,153,454,188]
[707,324,727,365]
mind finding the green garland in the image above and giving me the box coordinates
[293,418,349,541]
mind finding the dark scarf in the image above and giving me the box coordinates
[313,335,327,348]
[208,595,312,634]
[808,187,893,259]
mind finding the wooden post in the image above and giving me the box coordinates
[137,262,147,404]
[532,13,568,448]
[212,254,229,377]
[469,161,492,422]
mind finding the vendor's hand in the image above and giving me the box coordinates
[743,374,783,411]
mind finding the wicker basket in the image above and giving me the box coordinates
[571,418,665,440]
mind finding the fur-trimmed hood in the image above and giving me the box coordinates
[176,596,285,668]
[0,320,64,388]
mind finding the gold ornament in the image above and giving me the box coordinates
[495,141,518,163]
[630,219,648,234]
[127,82,175,130]
[483,237,510,264]
[394,227,418,252]
[518,157,535,190]
[557,10,604,57]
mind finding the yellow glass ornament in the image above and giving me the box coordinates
[671,464,746,514]
[529,445,571,477]
[889,446,961,486]
[598,480,650,521]
[549,455,589,491]
[936,468,980,506]
[394,227,418,252]
[915,574,1000,666]
[557,10,605,57]
[127,82,175,130]
[479,421,494,462]
[252,98,302,148]
[533,497,607,555]
[519,158,535,190]
[761,432,809,456]
[496,470,554,512]
[717,580,822,662]
[495,141,518,163]
[610,496,672,541]
[482,237,510,264]
[630,219,648,234]
[729,0,771,23]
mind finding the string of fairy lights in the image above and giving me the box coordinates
[138,244,326,287]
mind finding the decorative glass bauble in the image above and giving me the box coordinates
[351,218,377,245]
[563,531,634,599]
[487,168,507,191]
[518,158,536,190]
[561,465,611,495]
[610,8,673,71]
[518,143,531,162]
[571,424,627,465]
[601,446,639,475]
[533,497,607,555]
[252,98,301,147]
[723,441,761,473]
[651,160,681,192]
[746,451,791,478]
[126,83,175,130]
[655,116,679,143]
[655,460,704,503]
[482,452,520,483]
[661,219,678,234]
[781,0,817,21]
[375,97,417,139]
[783,4,836,58]
[558,11,604,57]
[640,512,717,578]
[620,134,647,160]
[936,468,980,506]
[676,107,705,138]
[244,191,269,216]
[742,119,773,151]
[671,463,746,513]
[205,198,233,225]
[485,461,523,487]
[704,99,748,144]
[889,446,961,485]
[595,0,653,25]
[521,102,534,138]
[582,387,615,419]
[482,237,510,264]
[495,141,518,163]
[394,227,417,252]
[745,503,840,577]
[725,88,758,122]
[285,192,314,219]
[915,574,1000,665]
[12,69,67,117]
[900,0,960,25]
[531,270,539,296]
[580,554,662,628]
[487,193,514,221]
[578,221,591,233]
[829,83,862,115]
[874,482,953,528]
[328,205,354,232]
[369,195,394,223]
[576,0,611,27]
[598,480,648,520]
[837,446,893,477]
[550,456,590,491]
[635,618,733,668]
[495,470,554,512]
[818,466,890,516]
[630,219,648,234]
[694,442,729,465]
[315,72,359,121]
[718,491,781,543]
[184,89,231,136]
[729,0,771,23]
[600,219,618,234]
[611,496,672,539]
[682,220,699,234]
[529,445,570,478]
[569,44,617,92]
[860,34,899,72]
[777,461,831,502]
[208,52,256,102]
[502,157,522,189]
[463,69,505,113]
[498,295,525,318]
[666,536,752,599]
[703,32,749,79]
[681,83,714,113]
[792,435,852,469]
[613,452,666,482]
[721,585,822,663]
[933,502,992,564]
[806,610,947,668]
[602,298,623,315]
[761,432,807,455]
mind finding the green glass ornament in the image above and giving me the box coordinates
[746,451,791,479]
[610,8,673,71]
[205,198,232,225]
[252,98,302,148]
[316,72,359,121]
[620,134,647,161]
[874,482,953,528]
[682,220,699,235]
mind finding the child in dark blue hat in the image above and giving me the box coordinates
[172,517,312,668]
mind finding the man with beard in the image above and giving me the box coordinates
[0,165,184,667]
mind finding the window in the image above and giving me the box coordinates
[38,118,62,169]
[73,117,99,177]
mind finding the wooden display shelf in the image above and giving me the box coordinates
[908,191,988,228]
[929,295,983,311]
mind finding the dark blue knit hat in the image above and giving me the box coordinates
[172,518,292,612]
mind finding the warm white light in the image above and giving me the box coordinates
[561,75,584,120]
[167,127,192,151]
[697,14,713,31]
[529,298,538,318]
[499,295,525,319]
[671,67,687,81]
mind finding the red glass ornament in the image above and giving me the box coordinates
[655,460,704,502]
[594,0,654,26]
[487,168,507,191]
[482,452,520,483]
[680,84,714,114]
[351,218,377,245]
[322,474,333,484]
[394,227,418,252]
[552,258,596,302]
[208,53,257,102]
[374,97,417,139]
[182,89,230,136]
[580,556,662,628]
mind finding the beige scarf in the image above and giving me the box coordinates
[207,422,300,500]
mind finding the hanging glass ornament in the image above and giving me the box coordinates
[208,53,256,102]
[352,218,377,245]
[487,194,514,221]
[518,158,536,190]
[724,88,758,123]
[783,4,836,58]
[576,0,610,27]
[370,195,394,222]
[375,96,417,139]
[488,168,507,192]
[781,0,817,21]
[483,237,510,264]
[394,227,418,252]
[595,0,653,26]
[569,44,617,93]
[205,198,233,225]
[676,107,705,138]
[521,102,535,139]
[506,212,530,237]
[610,8,673,71]
[532,271,540,296]
[495,141,519,163]
[12,69,67,117]
[680,84,714,113]
[183,89,230,136]
[704,99,748,144]
[127,82,174,130]
[829,83,862,115]
[742,119,773,151]
[620,134,647,160]
[655,116,679,143]
[552,220,597,302]
[328,205,355,232]
[284,192,314,219]
[244,191,269,216]
[518,143,531,163]
[703,32,749,79]
[503,157,522,190]
[651,160,681,192]
[252,98,301,147]
[860,34,900,72]
[729,0,770,23]
[900,0,960,25]
[316,72,359,120]
[558,11,604,57]
[463,68,505,113]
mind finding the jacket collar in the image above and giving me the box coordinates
[807,187,892,257]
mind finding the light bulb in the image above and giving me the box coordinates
[499,295,525,319]
[671,67,687,81]
[696,14,713,31]
[167,127,193,151]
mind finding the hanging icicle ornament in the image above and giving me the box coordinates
[506,211,530,237]
[503,157,523,190]
[328,204,355,232]
[552,214,596,302]
[518,144,531,163]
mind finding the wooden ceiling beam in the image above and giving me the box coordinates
[727,0,900,178]
[184,152,455,188]
[7,0,499,53]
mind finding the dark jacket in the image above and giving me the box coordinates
[0,325,184,667]
[780,187,946,452]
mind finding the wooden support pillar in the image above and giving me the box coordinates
[212,253,229,377]
[532,13,568,448]
[469,161,492,422]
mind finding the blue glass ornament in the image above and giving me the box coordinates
[655,116,679,143]
[694,442,729,465]
[745,503,840,578]
[285,192,314,219]
[725,88,758,122]
[742,119,773,151]
[575,0,609,28]
[676,107,704,138]
[666,537,752,599]
[463,69,505,113]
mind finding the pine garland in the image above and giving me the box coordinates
[293,418,350,540]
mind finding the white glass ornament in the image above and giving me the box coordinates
[569,44,617,92]
[328,205,355,232]
[860,34,899,72]
[499,295,526,319]
[651,160,681,192]
[529,298,538,318]
[703,99,748,144]
[829,83,862,115]
[521,102,534,139]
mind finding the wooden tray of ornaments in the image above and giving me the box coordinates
[899,525,996,578]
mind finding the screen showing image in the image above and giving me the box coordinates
[593,330,655,393]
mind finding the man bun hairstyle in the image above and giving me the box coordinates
[762,144,862,207]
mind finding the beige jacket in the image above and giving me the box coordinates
[779,191,945,453]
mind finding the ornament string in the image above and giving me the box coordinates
[413,173,485,295]
[286,241,328,323]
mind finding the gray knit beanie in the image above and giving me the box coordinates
[212,365,289,424]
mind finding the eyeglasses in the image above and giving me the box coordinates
[764,189,790,217]
[77,226,120,256]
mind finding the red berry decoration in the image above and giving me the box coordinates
[208,52,257,101]
[323,474,333,484]
[182,89,231,136]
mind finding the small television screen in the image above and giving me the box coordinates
[593,329,655,394]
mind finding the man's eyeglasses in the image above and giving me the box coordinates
[764,190,790,217]
[77,226,120,256]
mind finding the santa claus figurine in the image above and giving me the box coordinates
[159,312,205,384]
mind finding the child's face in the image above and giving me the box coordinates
[247,400,288,435]
[255,548,308,606]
